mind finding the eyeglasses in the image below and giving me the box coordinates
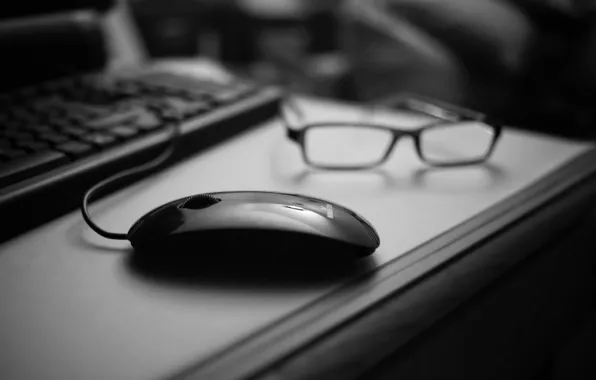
[281,95,503,170]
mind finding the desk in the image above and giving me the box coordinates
[1,99,596,380]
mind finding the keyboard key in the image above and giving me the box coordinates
[0,151,69,187]
[157,97,211,117]
[211,85,253,103]
[29,95,63,111]
[109,126,138,139]
[15,140,50,153]
[55,141,94,158]
[60,101,107,118]
[0,148,27,160]
[67,113,95,125]
[133,113,162,131]
[10,107,40,123]
[86,108,145,129]
[5,130,34,141]
[112,81,145,96]
[59,126,87,137]
[27,125,56,134]
[47,117,76,129]
[138,72,213,91]
[38,132,70,145]
[82,133,116,147]
[41,108,65,119]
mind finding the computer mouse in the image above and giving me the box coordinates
[127,191,380,263]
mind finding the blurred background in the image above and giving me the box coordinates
[115,0,596,140]
[5,0,594,139]
[125,0,347,98]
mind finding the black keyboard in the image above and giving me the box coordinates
[0,67,280,242]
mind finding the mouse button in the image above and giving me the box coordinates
[325,208,380,248]
[127,197,189,235]
[250,203,336,235]
[178,194,222,210]
[224,191,304,204]
[212,192,266,202]
[127,204,186,247]
[341,208,379,240]
[192,202,320,232]
[165,206,272,234]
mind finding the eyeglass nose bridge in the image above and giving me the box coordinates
[379,130,420,163]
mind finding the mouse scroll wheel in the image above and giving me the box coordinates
[179,194,222,209]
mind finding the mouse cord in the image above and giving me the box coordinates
[81,111,182,240]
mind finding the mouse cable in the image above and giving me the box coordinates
[81,113,182,240]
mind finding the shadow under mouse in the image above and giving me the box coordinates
[125,242,379,288]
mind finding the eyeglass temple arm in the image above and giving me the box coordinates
[281,95,306,121]
[286,128,301,142]
[281,95,305,144]
[376,92,488,122]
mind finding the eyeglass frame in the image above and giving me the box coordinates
[282,94,503,170]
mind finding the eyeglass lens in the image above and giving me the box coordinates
[419,121,496,164]
[304,126,393,167]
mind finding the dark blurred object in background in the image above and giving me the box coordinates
[338,0,596,139]
[0,0,115,20]
[225,0,346,97]
[129,0,203,57]
[128,0,347,97]
[0,11,108,91]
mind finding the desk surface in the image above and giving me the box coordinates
[0,98,594,380]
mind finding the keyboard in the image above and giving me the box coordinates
[0,66,280,243]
